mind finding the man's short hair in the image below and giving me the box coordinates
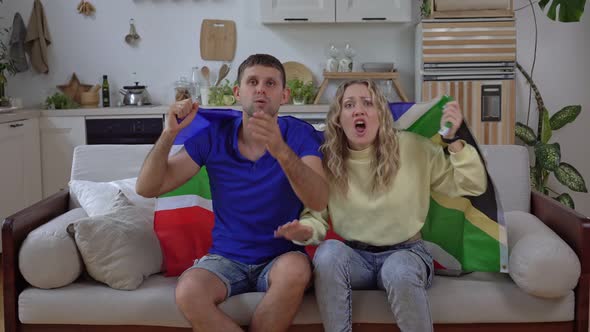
[236,54,286,88]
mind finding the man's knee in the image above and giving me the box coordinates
[269,252,312,289]
[175,268,227,314]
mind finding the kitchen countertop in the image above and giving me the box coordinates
[0,108,43,123]
[0,104,330,122]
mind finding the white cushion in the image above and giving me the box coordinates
[480,145,530,212]
[505,211,581,298]
[69,192,162,290]
[68,177,155,218]
[19,208,87,289]
[18,273,574,326]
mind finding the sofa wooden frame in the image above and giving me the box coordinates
[3,190,589,332]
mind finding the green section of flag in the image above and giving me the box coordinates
[160,166,211,199]
[462,221,501,272]
[422,197,501,272]
[421,198,465,261]
[406,95,451,138]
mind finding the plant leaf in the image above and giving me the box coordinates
[553,193,575,209]
[534,143,561,171]
[555,162,588,192]
[515,122,536,145]
[539,0,586,22]
[530,166,539,190]
[550,105,581,130]
[540,108,552,144]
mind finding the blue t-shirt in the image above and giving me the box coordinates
[184,116,323,264]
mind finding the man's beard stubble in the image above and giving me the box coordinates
[243,103,279,117]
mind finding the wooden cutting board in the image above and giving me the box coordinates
[200,19,236,61]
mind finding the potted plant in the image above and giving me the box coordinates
[1,23,17,106]
[208,79,237,106]
[512,0,587,209]
[287,79,316,105]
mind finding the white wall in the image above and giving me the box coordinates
[2,0,589,215]
[1,0,418,106]
[514,0,590,216]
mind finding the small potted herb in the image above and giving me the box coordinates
[45,92,79,109]
[287,79,316,105]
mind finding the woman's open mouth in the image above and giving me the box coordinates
[354,119,366,135]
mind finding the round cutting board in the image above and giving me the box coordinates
[283,61,313,83]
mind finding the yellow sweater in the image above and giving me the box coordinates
[298,131,487,246]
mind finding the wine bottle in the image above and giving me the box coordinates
[102,75,110,107]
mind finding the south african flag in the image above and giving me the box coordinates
[392,96,508,274]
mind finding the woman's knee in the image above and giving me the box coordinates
[380,251,427,288]
[314,240,350,269]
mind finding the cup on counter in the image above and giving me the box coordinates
[200,87,210,106]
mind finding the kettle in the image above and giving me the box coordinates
[119,82,151,106]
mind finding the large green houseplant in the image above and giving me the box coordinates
[0,0,17,103]
[513,0,587,209]
[514,63,587,209]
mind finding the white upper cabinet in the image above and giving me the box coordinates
[261,0,336,23]
[336,0,412,22]
[261,0,411,23]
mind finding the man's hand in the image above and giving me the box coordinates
[441,101,464,139]
[166,99,199,134]
[274,220,313,243]
[247,111,289,159]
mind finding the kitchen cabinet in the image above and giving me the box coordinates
[260,0,411,23]
[39,116,86,197]
[335,0,412,22]
[261,0,336,23]
[0,118,42,224]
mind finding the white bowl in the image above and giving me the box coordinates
[362,62,396,72]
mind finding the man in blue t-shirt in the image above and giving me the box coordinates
[136,54,328,331]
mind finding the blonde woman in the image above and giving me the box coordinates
[274,80,487,332]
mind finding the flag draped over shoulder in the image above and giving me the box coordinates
[153,108,241,276]
[390,97,508,274]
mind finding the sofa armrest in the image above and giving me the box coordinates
[530,190,590,332]
[2,189,70,332]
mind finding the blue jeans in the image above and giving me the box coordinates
[313,239,434,332]
[183,251,309,299]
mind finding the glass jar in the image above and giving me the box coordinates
[174,76,192,102]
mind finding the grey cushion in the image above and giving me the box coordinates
[19,208,87,289]
[70,192,162,290]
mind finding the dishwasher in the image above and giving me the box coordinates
[86,115,164,145]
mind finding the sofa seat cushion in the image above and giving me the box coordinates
[19,273,573,326]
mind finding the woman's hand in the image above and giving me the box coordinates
[441,101,464,139]
[274,220,313,243]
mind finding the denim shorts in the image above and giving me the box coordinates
[182,251,309,299]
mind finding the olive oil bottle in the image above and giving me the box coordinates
[102,75,110,107]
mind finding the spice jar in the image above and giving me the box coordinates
[174,76,192,102]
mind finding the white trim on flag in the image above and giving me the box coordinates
[394,97,441,130]
[155,195,213,212]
